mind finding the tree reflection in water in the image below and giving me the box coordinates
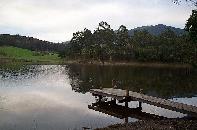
[67,64,197,98]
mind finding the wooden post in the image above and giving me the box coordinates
[139,88,143,110]
[125,89,129,107]
[111,98,116,105]
[124,117,128,124]
[125,101,128,107]
[126,89,129,97]
[139,101,142,110]
[98,95,102,102]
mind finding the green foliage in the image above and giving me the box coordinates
[185,9,197,42]
[93,21,115,61]
[0,46,60,62]
[114,25,132,61]
[63,22,197,65]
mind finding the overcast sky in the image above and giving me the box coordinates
[0,0,195,42]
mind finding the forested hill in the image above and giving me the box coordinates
[0,34,66,52]
[128,24,186,36]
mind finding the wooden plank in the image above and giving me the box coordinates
[90,88,197,116]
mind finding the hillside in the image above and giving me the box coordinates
[128,24,186,36]
[0,46,60,63]
[0,34,66,52]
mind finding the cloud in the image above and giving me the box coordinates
[0,0,194,42]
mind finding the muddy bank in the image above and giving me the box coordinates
[0,57,193,68]
[95,119,197,130]
[63,60,192,68]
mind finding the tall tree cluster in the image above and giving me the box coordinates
[185,9,197,42]
[62,21,196,65]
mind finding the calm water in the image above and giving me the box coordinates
[0,64,197,130]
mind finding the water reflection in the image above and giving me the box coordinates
[0,64,196,129]
[67,64,197,119]
[0,65,123,130]
[67,64,197,98]
[88,100,166,122]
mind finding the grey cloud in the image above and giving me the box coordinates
[0,0,194,42]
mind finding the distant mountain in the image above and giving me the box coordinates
[61,41,70,44]
[128,24,186,36]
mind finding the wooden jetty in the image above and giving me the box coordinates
[90,88,197,117]
[88,101,166,120]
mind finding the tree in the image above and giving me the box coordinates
[116,25,129,49]
[185,9,197,42]
[64,22,196,65]
[133,30,153,46]
[173,0,197,65]
[173,0,197,6]
[160,28,177,39]
[69,28,94,59]
[93,21,115,62]
[70,31,84,56]
[115,25,133,60]
[81,28,94,59]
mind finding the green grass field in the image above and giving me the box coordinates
[0,46,60,63]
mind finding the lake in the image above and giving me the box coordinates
[0,64,197,130]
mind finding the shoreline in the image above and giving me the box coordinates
[0,57,193,68]
[65,60,192,68]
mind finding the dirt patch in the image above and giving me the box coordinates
[95,119,197,130]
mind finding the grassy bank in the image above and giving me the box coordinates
[0,46,61,64]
